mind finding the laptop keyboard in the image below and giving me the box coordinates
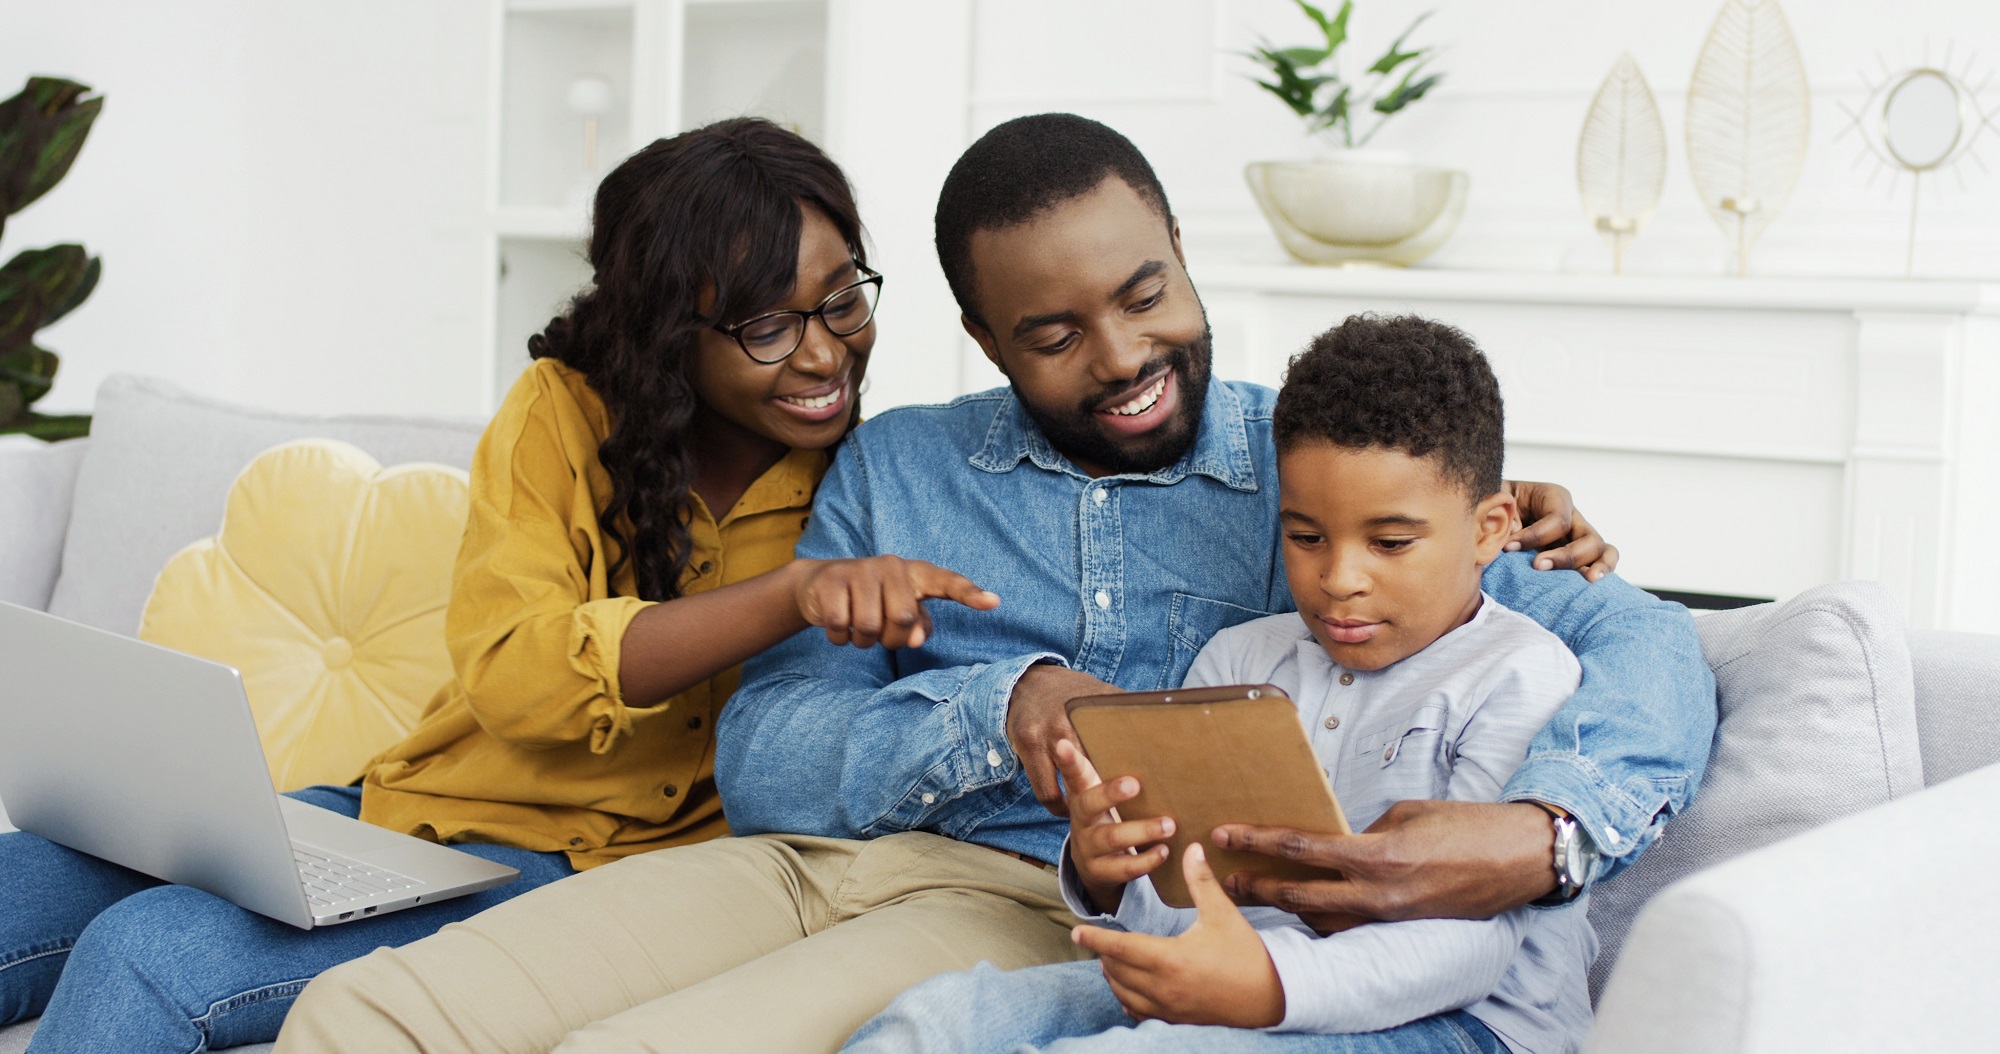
[294,846,420,911]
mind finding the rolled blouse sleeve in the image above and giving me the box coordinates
[445,363,659,753]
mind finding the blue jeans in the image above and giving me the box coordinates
[842,959,1510,1054]
[0,785,575,1053]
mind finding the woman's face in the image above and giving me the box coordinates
[688,205,875,452]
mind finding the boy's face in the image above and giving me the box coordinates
[1278,442,1515,671]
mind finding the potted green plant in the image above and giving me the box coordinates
[0,76,103,441]
[1240,0,1468,266]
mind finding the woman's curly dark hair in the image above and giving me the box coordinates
[528,118,865,601]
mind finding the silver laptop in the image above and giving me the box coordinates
[0,601,518,929]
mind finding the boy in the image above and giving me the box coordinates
[843,314,1592,1054]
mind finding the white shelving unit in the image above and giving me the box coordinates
[480,0,841,407]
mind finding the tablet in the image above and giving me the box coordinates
[1066,684,1351,909]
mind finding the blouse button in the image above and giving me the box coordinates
[1323,715,1340,730]
[1339,672,1355,686]
[698,561,714,575]
[662,784,679,798]
[686,715,703,730]
[569,837,584,847]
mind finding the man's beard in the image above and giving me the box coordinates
[1016,323,1213,476]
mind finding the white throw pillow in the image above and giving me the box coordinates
[1584,580,1921,1001]
[46,375,482,634]
[0,436,91,610]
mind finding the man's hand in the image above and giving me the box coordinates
[1007,665,1116,816]
[1056,739,1172,914]
[1503,480,1618,582]
[792,556,999,650]
[1071,844,1287,1028]
[1213,800,1559,930]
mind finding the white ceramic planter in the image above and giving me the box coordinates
[1244,158,1469,266]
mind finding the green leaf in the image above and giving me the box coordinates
[43,254,99,328]
[0,245,93,397]
[1373,70,1443,115]
[0,342,58,409]
[0,77,103,222]
[1368,11,1435,75]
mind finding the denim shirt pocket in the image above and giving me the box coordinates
[1345,704,1450,823]
[1164,593,1279,689]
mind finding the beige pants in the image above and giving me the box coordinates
[274,832,1089,1054]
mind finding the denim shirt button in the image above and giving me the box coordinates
[921,792,936,805]
[1094,590,1111,610]
[1093,489,1107,505]
[1604,827,1622,846]
[986,748,1004,768]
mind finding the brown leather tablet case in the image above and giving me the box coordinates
[1067,684,1352,909]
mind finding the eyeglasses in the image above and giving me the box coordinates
[715,265,884,365]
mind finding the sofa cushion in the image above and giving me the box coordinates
[1907,629,2000,785]
[0,436,91,610]
[47,374,482,634]
[1584,580,1921,1001]
[139,440,470,792]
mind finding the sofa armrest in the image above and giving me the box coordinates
[1588,761,2000,1053]
[0,436,91,611]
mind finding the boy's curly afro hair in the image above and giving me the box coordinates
[1274,313,1505,504]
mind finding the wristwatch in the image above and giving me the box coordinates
[1526,801,1598,904]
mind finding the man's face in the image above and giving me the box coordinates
[1278,442,1514,671]
[962,177,1211,477]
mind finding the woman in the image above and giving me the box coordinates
[0,117,989,1053]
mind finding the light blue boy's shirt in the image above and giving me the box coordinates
[1060,601,1593,1051]
[717,378,1717,882]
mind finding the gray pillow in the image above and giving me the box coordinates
[1585,580,1921,1002]
[47,375,484,634]
[0,436,91,610]
[1907,629,2000,785]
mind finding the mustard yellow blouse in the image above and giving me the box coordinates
[360,358,825,868]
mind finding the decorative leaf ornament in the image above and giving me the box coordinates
[1577,53,1667,274]
[1685,0,1811,276]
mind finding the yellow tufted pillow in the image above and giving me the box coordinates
[140,439,470,792]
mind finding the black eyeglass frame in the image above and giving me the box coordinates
[713,264,885,365]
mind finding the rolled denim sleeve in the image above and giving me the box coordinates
[1480,552,1718,884]
[716,442,1062,840]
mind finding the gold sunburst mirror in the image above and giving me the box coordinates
[1840,47,2000,275]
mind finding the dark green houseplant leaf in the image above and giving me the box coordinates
[0,77,104,242]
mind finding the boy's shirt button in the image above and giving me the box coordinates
[1339,672,1355,686]
[1323,715,1340,729]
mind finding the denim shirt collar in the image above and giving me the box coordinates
[967,378,1260,492]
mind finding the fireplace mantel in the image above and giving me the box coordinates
[1191,264,2000,632]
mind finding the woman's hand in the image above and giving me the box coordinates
[1503,480,1619,581]
[790,556,999,650]
[1071,844,1287,1029]
[1057,739,1172,914]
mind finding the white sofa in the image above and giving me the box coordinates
[2,374,1996,1053]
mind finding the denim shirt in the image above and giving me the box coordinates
[718,379,1717,884]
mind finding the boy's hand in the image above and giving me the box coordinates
[1503,480,1618,581]
[791,556,999,650]
[1072,844,1286,1029]
[1057,739,1172,914]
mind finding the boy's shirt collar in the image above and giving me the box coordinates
[968,378,1261,492]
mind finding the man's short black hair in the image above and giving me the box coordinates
[934,113,1174,328]
[1274,314,1505,503]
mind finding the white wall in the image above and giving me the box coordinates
[7,0,1997,418]
[3,0,487,418]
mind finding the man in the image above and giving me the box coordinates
[279,115,1714,1053]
